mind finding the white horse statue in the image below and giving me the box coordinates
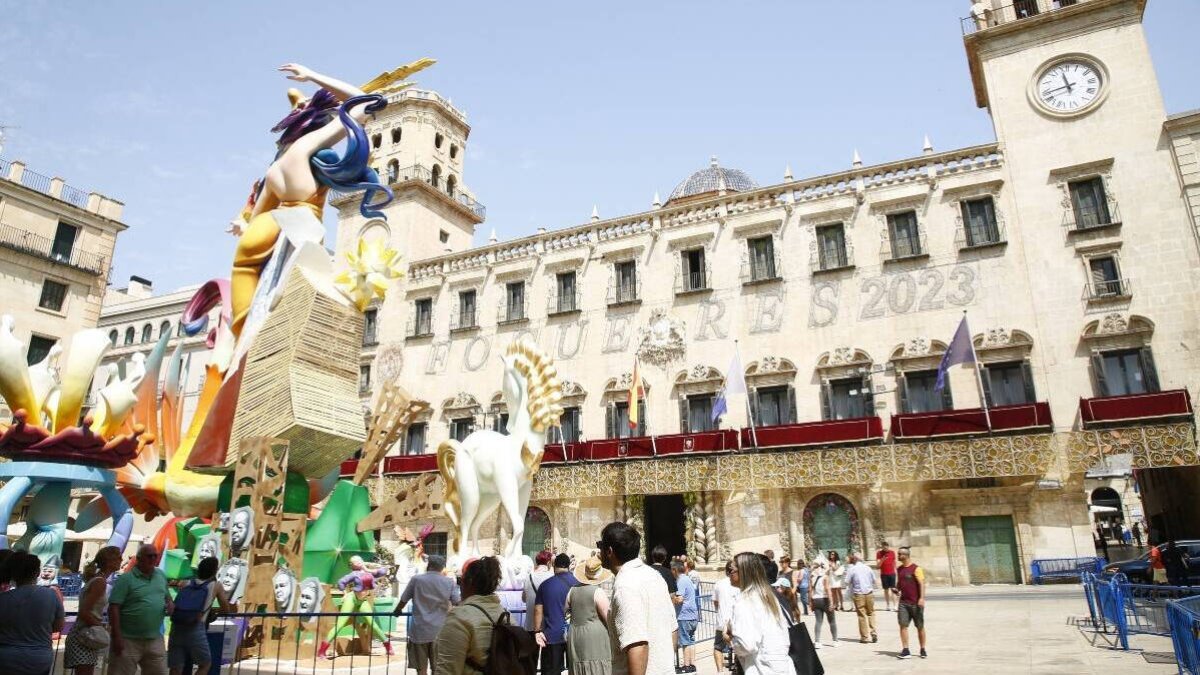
[437,339,563,559]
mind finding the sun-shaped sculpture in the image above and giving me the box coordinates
[636,309,686,370]
[334,237,405,311]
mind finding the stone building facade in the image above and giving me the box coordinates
[338,0,1200,583]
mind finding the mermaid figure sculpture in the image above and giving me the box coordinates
[319,555,393,659]
[229,63,393,338]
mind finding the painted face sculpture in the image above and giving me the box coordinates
[297,577,324,617]
[229,507,253,554]
[273,568,298,612]
[216,558,248,603]
[195,534,222,565]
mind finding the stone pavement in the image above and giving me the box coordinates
[687,584,1176,674]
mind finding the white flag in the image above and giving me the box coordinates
[725,351,747,397]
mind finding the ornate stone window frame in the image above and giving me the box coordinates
[602,373,652,404]
[441,392,481,423]
[971,328,1035,365]
[559,380,587,408]
[745,357,798,389]
[673,365,724,398]
[1076,242,1131,304]
[815,347,873,381]
[887,338,949,374]
[1081,313,1154,352]
[944,179,1007,250]
[1050,157,1120,234]
[872,193,930,264]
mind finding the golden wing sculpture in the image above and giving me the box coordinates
[361,58,437,94]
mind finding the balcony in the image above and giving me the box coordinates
[583,430,739,461]
[362,330,379,348]
[741,416,884,449]
[405,316,433,340]
[962,0,1083,35]
[449,310,478,332]
[1083,278,1132,302]
[674,268,712,296]
[547,291,582,316]
[1064,202,1122,233]
[891,402,1053,439]
[383,453,439,474]
[498,298,529,325]
[741,256,782,286]
[607,280,642,307]
[955,216,1006,251]
[881,232,929,264]
[810,245,854,275]
[1079,389,1193,427]
[0,222,107,276]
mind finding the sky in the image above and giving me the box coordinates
[1,1,1197,292]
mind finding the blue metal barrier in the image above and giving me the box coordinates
[1032,556,1104,584]
[1167,596,1200,675]
[1081,571,1200,655]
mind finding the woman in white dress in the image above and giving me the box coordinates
[729,552,797,675]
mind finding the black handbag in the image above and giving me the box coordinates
[778,593,824,675]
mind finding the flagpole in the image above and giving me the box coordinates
[964,310,993,431]
[645,358,658,457]
[736,339,759,450]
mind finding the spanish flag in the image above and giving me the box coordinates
[628,359,644,430]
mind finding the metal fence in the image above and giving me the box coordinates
[1031,556,1103,584]
[1168,596,1200,675]
[1082,571,1200,656]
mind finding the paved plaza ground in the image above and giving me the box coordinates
[686,584,1174,675]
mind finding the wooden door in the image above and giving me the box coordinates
[962,515,1020,584]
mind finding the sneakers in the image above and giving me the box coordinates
[814,642,822,650]
[828,641,839,648]
[872,633,878,643]
[898,648,912,659]
[920,649,928,659]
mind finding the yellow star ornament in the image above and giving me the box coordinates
[334,238,406,312]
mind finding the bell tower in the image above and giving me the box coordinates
[333,87,485,263]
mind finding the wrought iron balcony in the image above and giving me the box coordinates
[607,280,642,306]
[741,255,782,285]
[0,222,107,275]
[674,267,712,295]
[498,297,529,324]
[449,310,478,332]
[962,0,1082,35]
[1064,202,1122,233]
[880,231,929,263]
[810,244,854,274]
[547,290,582,315]
[1083,277,1132,302]
[405,315,434,339]
[955,215,1007,250]
[362,329,379,347]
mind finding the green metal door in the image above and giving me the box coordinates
[961,515,1020,584]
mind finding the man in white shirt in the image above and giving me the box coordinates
[711,560,740,674]
[599,522,679,675]
[845,553,878,644]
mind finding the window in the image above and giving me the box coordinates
[560,406,581,443]
[423,532,448,559]
[982,361,1035,407]
[371,133,381,149]
[141,324,153,343]
[747,236,777,281]
[753,385,796,426]
[435,133,444,149]
[614,260,638,303]
[457,290,477,328]
[505,281,526,322]
[960,197,1000,247]
[124,327,135,345]
[108,330,118,346]
[359,364,371,392]
[38,279,68,312]
[1088,256,1124,297]
[681,395,715,433]
[887,211,922,259]
[386,159,399,184]
[816,223,848,270]
[1070,177,1113,229]
[446,175,457,198]
[450,417,474,441]
[898,370,952,414]
[391,128,402,144]
[555,272,577,313]
[1015,0,1040,18]
[439,230,450,244]
[680,248,707,292]
[608,401,646,438]
[1092,348,1159,397]
[159,321,171,340]
[822,375,873,420]
[26,335,56,365]
[491,411,510,434]
[431,164,441,189]
[51,222,78,261]
[413,298,433,336]
[363,309,378,345]
[405,422,427,455]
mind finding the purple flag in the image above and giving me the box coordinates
[935,316,974,392]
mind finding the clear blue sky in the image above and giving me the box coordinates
[1,1,1196,292]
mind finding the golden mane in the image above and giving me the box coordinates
[506,339,564,433]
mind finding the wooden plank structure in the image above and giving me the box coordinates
[358,472,443,533]
[353,383,430,485]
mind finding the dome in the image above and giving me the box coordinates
[667,156,758,204]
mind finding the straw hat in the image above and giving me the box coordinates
[573,556,614,585]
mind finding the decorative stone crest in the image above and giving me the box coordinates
[904,337,930,357]
[1099,312,1128,335]
[759,356,781,373]
[443,392,480,412]
[560,381,586,398]
[828,347,856,366]
[636,309,687,369]
[981,328,1011,348]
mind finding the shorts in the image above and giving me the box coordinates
[677,620,698,647]
[881,574,897,590]
[714,629,731,654]
[898,603,925,630]
[167,624,211,668]
[407,640,435,670]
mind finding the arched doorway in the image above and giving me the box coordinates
[1091,486,1124,541]
[522,506,551,558]
[803,493,861,560]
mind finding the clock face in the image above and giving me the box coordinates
[1036,61,1103,114]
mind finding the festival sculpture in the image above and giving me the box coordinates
[319,555,393,659]
[438,339,564,560]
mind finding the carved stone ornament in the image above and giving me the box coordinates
[376,342,405,383]
[1099,313,1128,335]
[982,328,1011,348]
[759,356,780,373]
[636,309,687,369]
[828,347,856,366]
[904,338,930,357]
[444,392,480,412]
[561,381,586,398]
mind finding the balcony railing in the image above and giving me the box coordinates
[498,298,529,324]
[0,222,107,275]
[607,280,642,306]
[891,402,1053,439]
[674,268,712,295]
[449,310,478,331]
[331,162,486,219]
[405,315,433,339]
[362,330,379,347]
[1079,389,1193,427]
[1064,202,1122,233]
[955,216,1007,250]
[741,255,782,285]
[881,232,929,262]
[962,0,1082,35]
[810,245,854,274]
[1083,277,1132,302]
[547,291,582,315]
[742,416,884,449]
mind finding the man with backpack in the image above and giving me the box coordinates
[167,556,233,675]
[435,556,538,675]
